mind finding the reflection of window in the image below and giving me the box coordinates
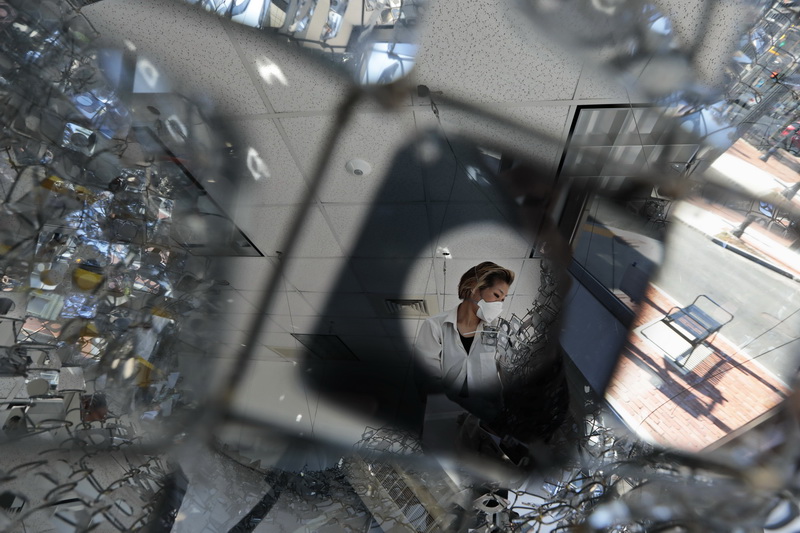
[557,105,699,318]
[572,196,663,313]
[359,42,417,85]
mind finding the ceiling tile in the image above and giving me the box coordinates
[259,331,301,349]
[325,204,432,258]
[414,0,581,104]
[230,21,357,113]
[513,258,546,296]
[505,293,538,319]
[413,139,511,205]
[251,347,290,362]
[232,205,344,258]
[337,336,413,366]
[230,118,309,205]
[350,258,435,295]
[658,0,744,91]
[210,288,259,314]
[280,111,424,203]
[222,257,276,291]
[270,315,387,337]
[282,258,362,293]
[203,313,248,332]
[575,65,632,101]
[231,361,318,430]
[428,204,533,259]
[300,292,375,318]
[414,105,569,177]
[381,318,424,339]
[85,0,268,116]
[239,290,318,317]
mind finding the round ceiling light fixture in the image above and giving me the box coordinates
[345,158,372,177]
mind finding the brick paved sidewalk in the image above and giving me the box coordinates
[606,284,790,452]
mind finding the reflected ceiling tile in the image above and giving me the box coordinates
[271,315,387,337]
[85,0,268,116]
[657,0,744,90]
[575,64,633,101]
[239,290,319,317]
[213,289,259,314]
[258,331,301,349]
[300,292,375,318]
[325,204,431,258]
[351,258,435,294]
[252,347,291,362]
[224,257,276,290]
[232,205,344,258]
[232,20,356,113]
[505,293,536,318]
[414,0,581,104]
[282,258,362,292]
[414,105,569,177]
[428,204,533,259]
[231,361,316,428]
[205,313,250,332]
[281,111,423,203]
[380,318,423,339]
[336,335,411,365]
[268,314,317,333]
[230,118,309,205]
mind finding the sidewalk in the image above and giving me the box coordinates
[606,284,790,452]
[672,139,800,281]
[671,200,800,281]
[604,148,800,450]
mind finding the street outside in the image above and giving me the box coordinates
[597,137,800,449]
[657,214,800,385]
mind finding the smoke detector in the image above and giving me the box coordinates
[345,159,372,177]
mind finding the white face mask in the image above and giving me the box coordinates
[476,299,503,322]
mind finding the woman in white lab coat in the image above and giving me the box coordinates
[415,261,515,423]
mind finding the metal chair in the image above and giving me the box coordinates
[661,294,734,366]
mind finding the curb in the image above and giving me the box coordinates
[710,237,797,281]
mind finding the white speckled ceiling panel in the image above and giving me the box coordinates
[232,204,344,258]
[655,0,746,90]
[414,0,583,104]
[85,0,268,116]
[230,19,357,113]
[324,203,432,259]
[428,203,533,259]
[280,110,424,204]
[413,105,570,176]
[230,118,309,206]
